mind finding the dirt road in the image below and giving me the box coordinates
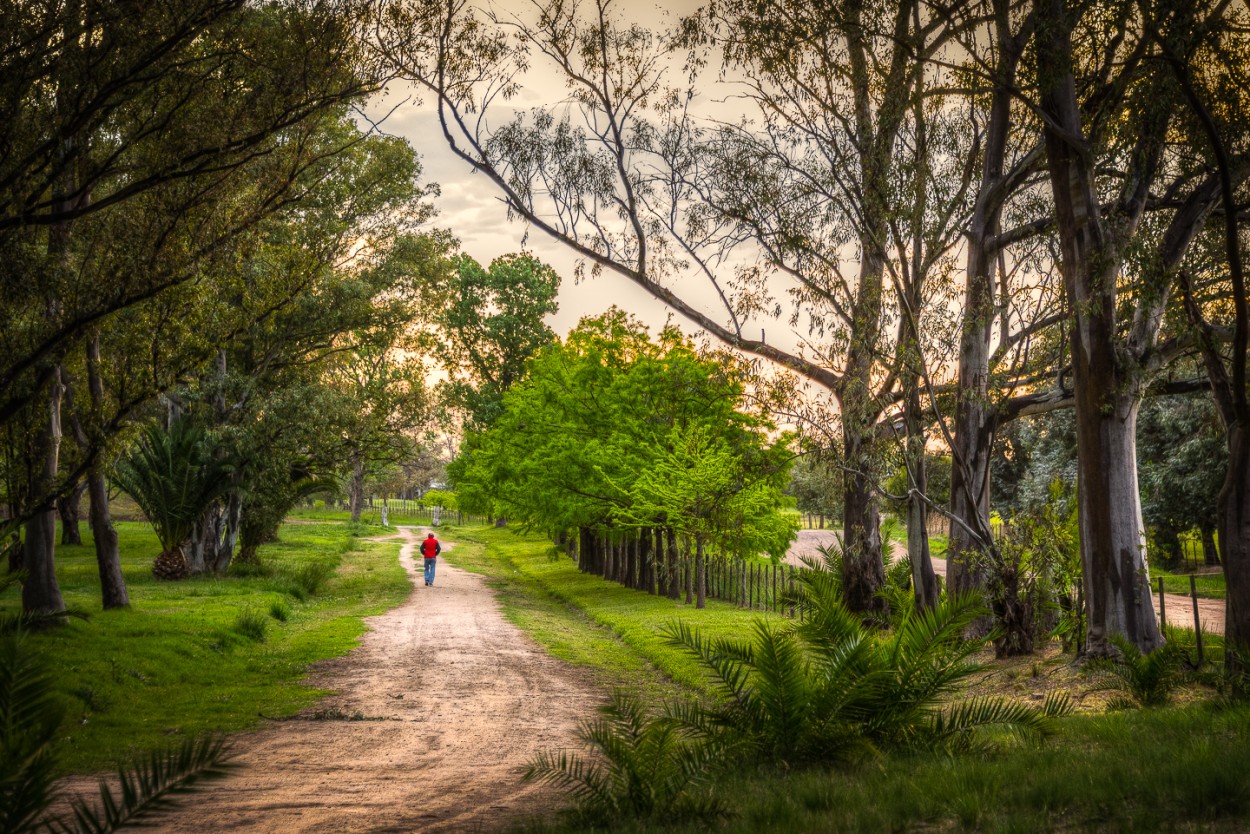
[784,529,1226,635]
[120,526,600,833]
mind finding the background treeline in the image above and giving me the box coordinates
[451,309,795,609]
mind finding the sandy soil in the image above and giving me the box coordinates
[64,526,603,833]
[782,529,1226,635]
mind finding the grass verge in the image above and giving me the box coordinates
[0,520,409,774]
[436,526,1248,834]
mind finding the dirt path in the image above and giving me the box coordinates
[102,526,601,833]
[783,529,1226,635]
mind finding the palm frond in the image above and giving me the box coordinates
[44,735,236,834]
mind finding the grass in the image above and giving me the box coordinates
[529,704,1248,834]
[0,519,409,775]
[430,525,1248,834]
[440,525,788,705]
[1153,567,1226,600]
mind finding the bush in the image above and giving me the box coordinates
[284,561,336,598]
[523,691,726,825]
[665,576,1064,765]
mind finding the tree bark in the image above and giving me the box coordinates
[1035,0,1162,655]
[87,468,128,608]
[841,430,887,618]
[1220,426,1250,667]
[75,332,128,608]
[1201,525,1220,567]
[23,374,67,616]
[695,537,706,609]
[349,452,365,523]
[57,479,87,545]
[949,0,1033,609]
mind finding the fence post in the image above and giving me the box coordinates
[1190,575,1204,665]
[1157,576,1166,631]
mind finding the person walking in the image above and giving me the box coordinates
[421,532,441,586]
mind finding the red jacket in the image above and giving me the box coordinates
[421,536,441,559]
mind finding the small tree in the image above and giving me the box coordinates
[111,421,230,579]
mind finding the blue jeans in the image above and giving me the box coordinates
[423,558,436,585]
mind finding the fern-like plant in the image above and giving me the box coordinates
[522,691,726,824]
[111,420,231,577]
[1091,636,1186,708]
[0,628,236,834]
[665,579,1061,766]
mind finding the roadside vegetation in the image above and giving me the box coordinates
[439,525,1250,833]
[0,520,407,775]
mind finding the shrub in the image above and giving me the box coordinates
[1091,636,1187,708]
[665,577,1062,765]
[290,561,336,597]
[523,692,726,825]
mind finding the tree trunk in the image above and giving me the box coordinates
[666,528,680,600]
[349,452,365,523]
[1201,525,1220,567]
[57,479,87,546]
[842,433,887,619]
[906,479,940,611]
[80,332,127,608]
[1035,0,1161,655]
[695,537,706,609]
[1220,423,1250,669]
[23,376,66,616]
[87,468,128,608]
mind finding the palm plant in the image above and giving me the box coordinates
[522,691,727,824]
[1092,635,1187,708]
[0,629,235,833]
[665,575,1064,766]
[111,420,231,579]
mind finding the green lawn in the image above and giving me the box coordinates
[0,520,409,774]
[440,525,789,704]
[435,525,1249,834]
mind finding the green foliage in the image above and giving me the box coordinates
[523,692,726,825]
[421,489,458,511]
[110,421,231,556]
[424,252,561,429]
[0,632,62,834]
[450,309,796,560]
[232,608,269,643]
[268,600,291,623]
[975,480,1082,656]
[664,585,1058,767]
[1091,637,1189,709]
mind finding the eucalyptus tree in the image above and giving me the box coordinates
[381,0,984,616]
[1030,0,1246,654]
[1150,0,1250,662]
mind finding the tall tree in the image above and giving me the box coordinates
[423,252,560,428]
